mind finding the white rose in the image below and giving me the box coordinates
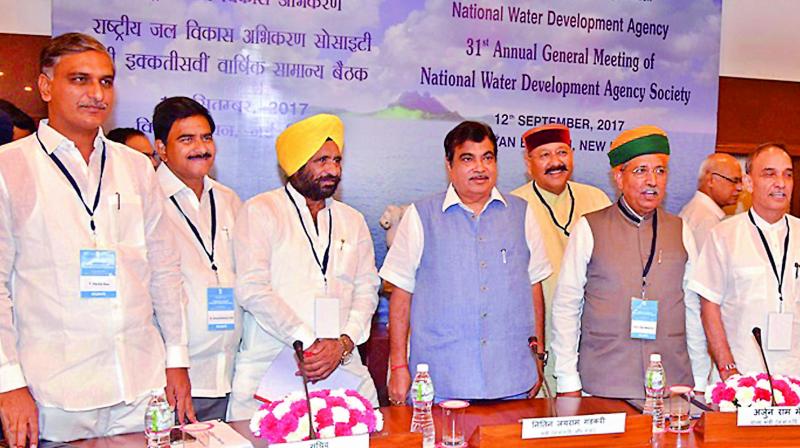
[344,396,365,412]
[249,409,269,435]
[351,423,368,435]
[331,406,351,424]
[272,401,291,419]
[719,400,737,412]
[286,417,310,443]
[735,387,755,406]
[319,426,337,439]
[374,409,384,431]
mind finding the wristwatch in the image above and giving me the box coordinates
[719,362,737,373]
[339,334,354,365]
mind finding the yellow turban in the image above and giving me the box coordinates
[276,113,344,176]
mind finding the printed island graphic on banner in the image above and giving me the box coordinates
[53,0,722,262]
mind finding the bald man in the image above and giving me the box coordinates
[679,153,743,249]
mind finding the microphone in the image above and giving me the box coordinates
[293,340,317,439]
[528,336,557,417]
[752,327,777,406]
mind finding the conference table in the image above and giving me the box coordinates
[70,397,799,447]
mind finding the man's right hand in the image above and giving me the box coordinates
[556,390,582,398]
[0,387,38,448]
[720,368,740,381]
[388,368,411,406]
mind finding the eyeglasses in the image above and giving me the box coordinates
[623,165,668,178]
[711,172,742,184]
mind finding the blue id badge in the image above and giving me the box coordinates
[207,287,235,331]
[79,249,117,299]
[631,297,658,340]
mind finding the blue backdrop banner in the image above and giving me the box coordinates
[53,0,722,262]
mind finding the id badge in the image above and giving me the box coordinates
[207,287,235,331]
[767,312,793,351]
[631,297,658,340]
[314,296,340,339]
[79,249,117,299]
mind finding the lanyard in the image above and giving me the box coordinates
[284,186,332,285]
[532,182,574,237]
[36,132,107,234]
[170,189,217,276]
[748,210,789,306]
[617,200,658,297]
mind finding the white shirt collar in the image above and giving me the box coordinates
[750,207,787,232]
[285,181,333,210]
[157,163,214,200]
[37,119,107,155]
[441,183,507,213]
[694,191,725,220]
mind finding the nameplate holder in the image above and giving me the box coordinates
[737,406,800,426]
[271,433,369,448]
[521,413,626,439]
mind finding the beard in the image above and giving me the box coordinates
[289,166,341,201]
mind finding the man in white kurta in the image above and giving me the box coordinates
[511,124,610,391]
[154,97,243,421]
[679,153,743,249]
[0,33,190,444]
[229,114,379,420]
[689,144,800,386]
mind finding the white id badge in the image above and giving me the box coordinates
[207,287,235,331]
[767,312,793,351]
[314,296,340,339]
[79,249,117,299]
[631,297,658,340]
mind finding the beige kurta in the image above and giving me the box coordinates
[511,180,611,390]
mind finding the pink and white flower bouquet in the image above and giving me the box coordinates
[249,388,384,444]
[708,373,800,412]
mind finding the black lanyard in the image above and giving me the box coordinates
[617,199,658,296]
[170,189,217,272]
[532,182,574,237]
[284,186,332,282]
[37,132,107,233]
[748,210,789,303]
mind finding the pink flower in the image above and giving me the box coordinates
[738,377,757,387]
[753,387,771,402]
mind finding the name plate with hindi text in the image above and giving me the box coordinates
[737,406,800,426]
[521,413,626,439]
[271,433,369,448]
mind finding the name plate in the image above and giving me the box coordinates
[271,433,369,448]
[521,413,626,439]
[737,407,800,426]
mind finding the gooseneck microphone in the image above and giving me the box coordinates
[293,340,317,439]
[752,327,777,406]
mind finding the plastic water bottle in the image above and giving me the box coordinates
[144,390,173,448]
[644,353,666,433]
[410,363,435,448]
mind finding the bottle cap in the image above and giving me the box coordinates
[416,363,429,373]
[650,353,661,362]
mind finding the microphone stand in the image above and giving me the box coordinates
[529,336,557,417]
[752,328,777,406]
[293,340,318,439]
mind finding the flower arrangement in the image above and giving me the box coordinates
[708,373,800,412]
[249,388,384,444]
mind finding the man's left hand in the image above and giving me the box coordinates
[165,368,196,424]
[303,339,342,382]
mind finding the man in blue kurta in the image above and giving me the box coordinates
[381,121,551,404]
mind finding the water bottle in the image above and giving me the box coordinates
[644,353,666,433]
[410,363,435,448]
[144,390,173,448]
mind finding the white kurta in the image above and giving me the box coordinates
[229,183,380,419]
[679,191,726,251]
[0,121,188,411]
[157,165,243,398]
[688,210,800,385]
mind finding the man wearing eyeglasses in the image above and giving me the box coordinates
[680,153,743,249]
[551,125,706,399]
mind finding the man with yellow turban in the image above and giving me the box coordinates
[550,125,706,399]
[228,114,380,419]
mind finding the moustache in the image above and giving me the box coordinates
[188,152,212,160]
[78,102,107,110]
[316,175,340,184]
[643,188,659,195]
[545,164,568,175]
